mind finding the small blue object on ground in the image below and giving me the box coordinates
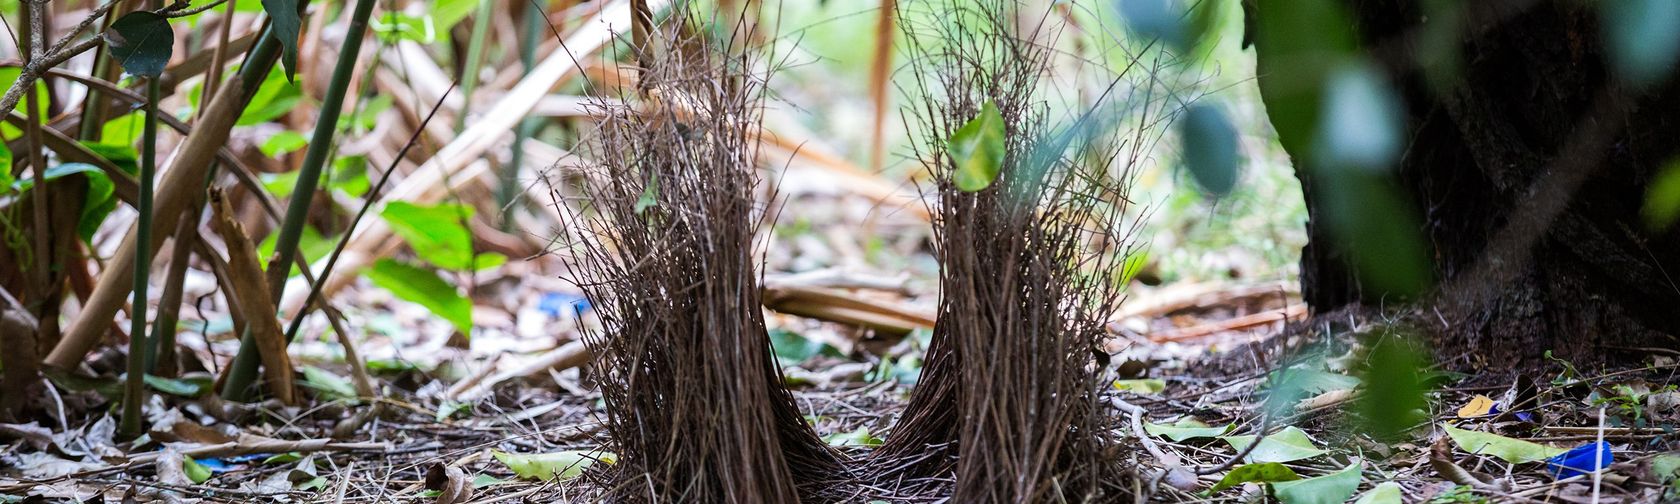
[1546,441,1613,479]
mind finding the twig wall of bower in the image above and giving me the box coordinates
[870,1,1158,500]
[557,5,841,502]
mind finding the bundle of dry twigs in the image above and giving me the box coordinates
[871,1,1158,500]
[556,4,842,502]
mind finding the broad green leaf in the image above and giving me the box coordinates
[1652,453,1680,483]
[948,101,1007,192]
[257,224,332,277]
[330,155,371,197]
[823,427,884,447]
[260,131,309,157]
[260,0,303,81]
[492,450,614,481]
[1642,159,1680,231]
[1116,0,1188,50]
[0,68,49,141]
[1144,418,1232,442]
[1180,103,1239,196]
[106,12,174,78]
[1113,378,1166,394]
[1206,462,1299,494]
[1221,426,1328,463]
[1352,482,1404,504]
[380,202,479,270]
[99,113,146,147]
[1273,462,1361,504]
[372,12,436,43]
[300,366,357,401]
[262,452,303,464]
[366,259,473,336]
[471,474,509,488]
[768,328,830,365]
[78,143,140,175]
[433,0,480,32]
[143,374,209,397]
[1353,336,1430,441]
[1602,0,1680,86]
[1441,424,1566,464]
[14,164,117,243]
[183,456,213,483]
[1271,367,1360,395]
[238,67,306,125]
[1250,0,1356,156]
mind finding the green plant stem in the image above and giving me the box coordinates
[457,0,494,129]
[221,0,379,401]
[120,78,160,438]
[501,0,545,228]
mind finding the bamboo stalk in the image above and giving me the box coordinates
[221,0,379,400]
[119,78,161,438]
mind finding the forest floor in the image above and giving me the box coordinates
[3,275,1677,502]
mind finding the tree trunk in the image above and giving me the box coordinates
[1254,0,1680,369]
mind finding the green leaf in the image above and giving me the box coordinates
[634,173,660,215]
[262,452,303,465]
[432,0,480,32]
[143,374,209,397]
[435,400,470,422]
[380,202,479,270]
[1206,462,1299,495]
[238,66,306,125]
[1353,336,1430,441]
[0,142,13,191]
[106,12,175,78]
[300,366,357,401]
[0,68,48,142]
[1273,462,1362,504]
[1145,418,1232,442]
[182,456,213,484]
[99,113,146,147]
[823,427,884,447]
[948,101,1007,192]
[768,328,830,366]
[492,450,614,481]
[14,164,117,243]
[1180,103,1239,196]
[257,224,332,276]
[1113,378,1166,394]
[1602,0,1680,87]
[260,131,309,157]
[1116,0,1188,50]
[470,474,509,488]
[260,0,303,81]
[1651,453,1680,483]
[1442,424,1566,464]
[78,143,140,176]
[1643,159,1680,231]
[1221,426,1328,463]
[366,259,473,337]
[1352,482,1404,504]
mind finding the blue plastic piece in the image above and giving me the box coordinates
[538,292,592,318]
[1546,441,1613,479]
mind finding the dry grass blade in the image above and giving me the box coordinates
[557,4,842,501]
[208,190,296,405]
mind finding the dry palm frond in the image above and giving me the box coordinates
[871,0,1166,500]
[556,4,842,502]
